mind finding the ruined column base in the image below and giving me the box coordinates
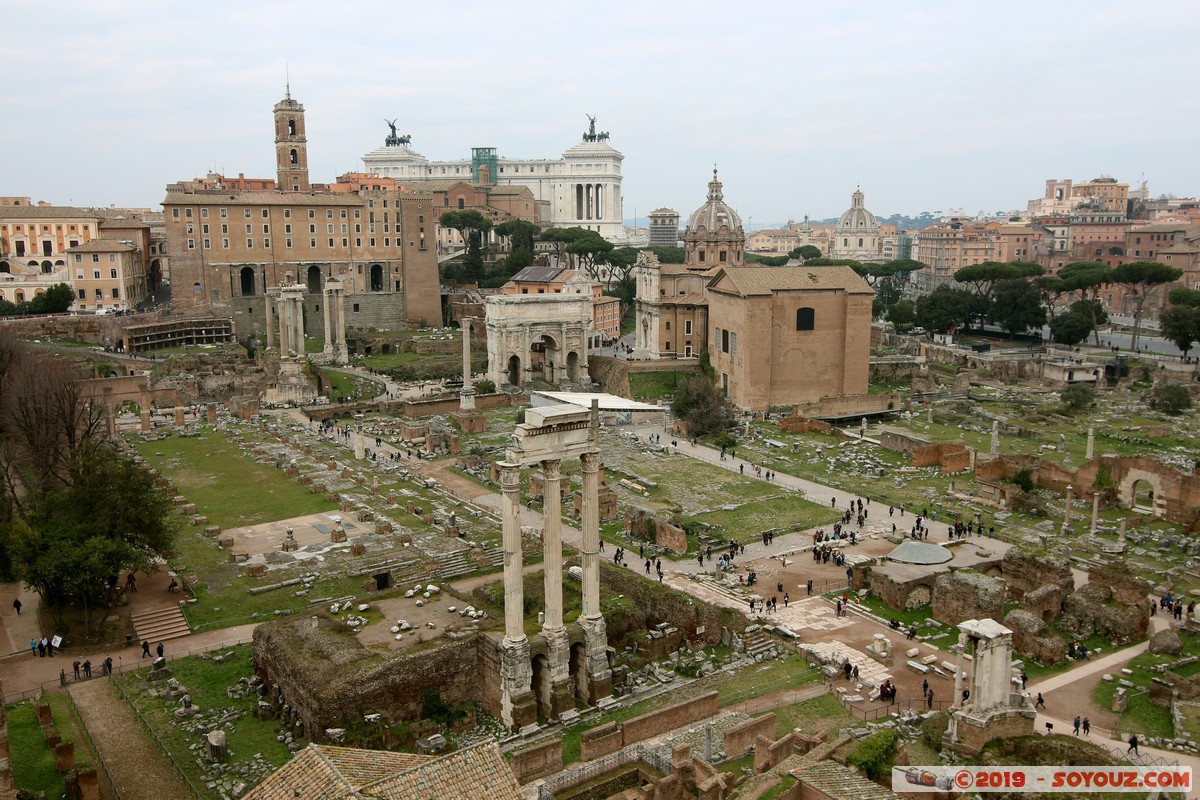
[500,636,537,731]
[579,616,613,706]
[944,706,1036,756]
[542,627,576,720]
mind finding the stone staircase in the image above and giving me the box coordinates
[130,603,191,644]
[690,574,752,609]
[437,547,504,581]
[742,626,778,661]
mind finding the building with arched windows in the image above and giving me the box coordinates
[164,87,442,335]
[829,187,884,262]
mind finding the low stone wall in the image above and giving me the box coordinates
[510,738,563,783]
[622,691,720,746]
[911,442,973,474]
[778,416,833,435]
[580,722,625,761]
[723,713,776,758]
[753,733,795,774]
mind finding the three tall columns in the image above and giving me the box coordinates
[497,449,610,731]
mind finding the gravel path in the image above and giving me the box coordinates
[69,678,192,800]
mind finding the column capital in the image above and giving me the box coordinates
[580,450,600,472]
[541,459,562,480]
[498,461,521,489]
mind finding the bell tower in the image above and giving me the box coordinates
[274,84,310,192]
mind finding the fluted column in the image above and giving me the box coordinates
[322,287,333,355]
[542,459,563,632]
[500,462,526,643]
[264,293,275,349]
[293,296,305,357]
[580,450,601,620]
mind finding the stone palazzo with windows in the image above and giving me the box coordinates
[164,87,442,334]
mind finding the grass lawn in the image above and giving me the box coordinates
[114,644,295,798]
[134,431,336,530]
[627,371,695,401]
[7,701,67,798]
[689,494,839,543]
[772,692,855,738]
[321,368,384,401]
[1091,650,1175,739]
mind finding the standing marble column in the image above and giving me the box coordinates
[460,319,476,411]
[293,293,305,357]
[541,459,573,718]
[498,460,535,730]
[580,451,601,621]
[541,459,564,632]
[322,283,334,357]
[1090,492,1101,536]
[500,462,526,643]
[1086,427,1095,460]
[264,292,275,350]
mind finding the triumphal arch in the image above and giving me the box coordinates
[484,289,592,391]
[492,400,612,731]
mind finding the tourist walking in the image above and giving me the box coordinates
[12,598,20,615]
[1082,717,1090,736]
[927,690,934,709]
[1127,734,1139,756]
[156,642,165,659]
[1073,716,1081,736]
[142,640,151,658]
[922,678,929,698]
[1034,692,1045,709]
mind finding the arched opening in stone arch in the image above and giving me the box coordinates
[306,265,322,294]
[1131,479,1155,512]
[530,333,560,384]
[566,351,580,384]
[507,354,522,387]
[370,264,384,292]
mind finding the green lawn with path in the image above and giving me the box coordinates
[114,644,295,799]
[134,431,336,530]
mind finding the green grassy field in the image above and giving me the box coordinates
[134,431,336,530]
[627,371,695,401]
[689,493,839,543]
[7,701,67,798]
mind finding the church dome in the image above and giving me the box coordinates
[836,188,878,232]
[686,169,743,232]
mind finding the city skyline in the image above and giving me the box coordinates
[3,1,1198,223]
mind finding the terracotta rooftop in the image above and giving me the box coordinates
[0,205,100,220]
[361,741,523,800]
[243,741,521,800]
[793,761,903,800]
[242,744,430,800]
[68,239,137,253]
[708,265,874,296]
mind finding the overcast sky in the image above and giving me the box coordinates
[4,1,1197,226]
